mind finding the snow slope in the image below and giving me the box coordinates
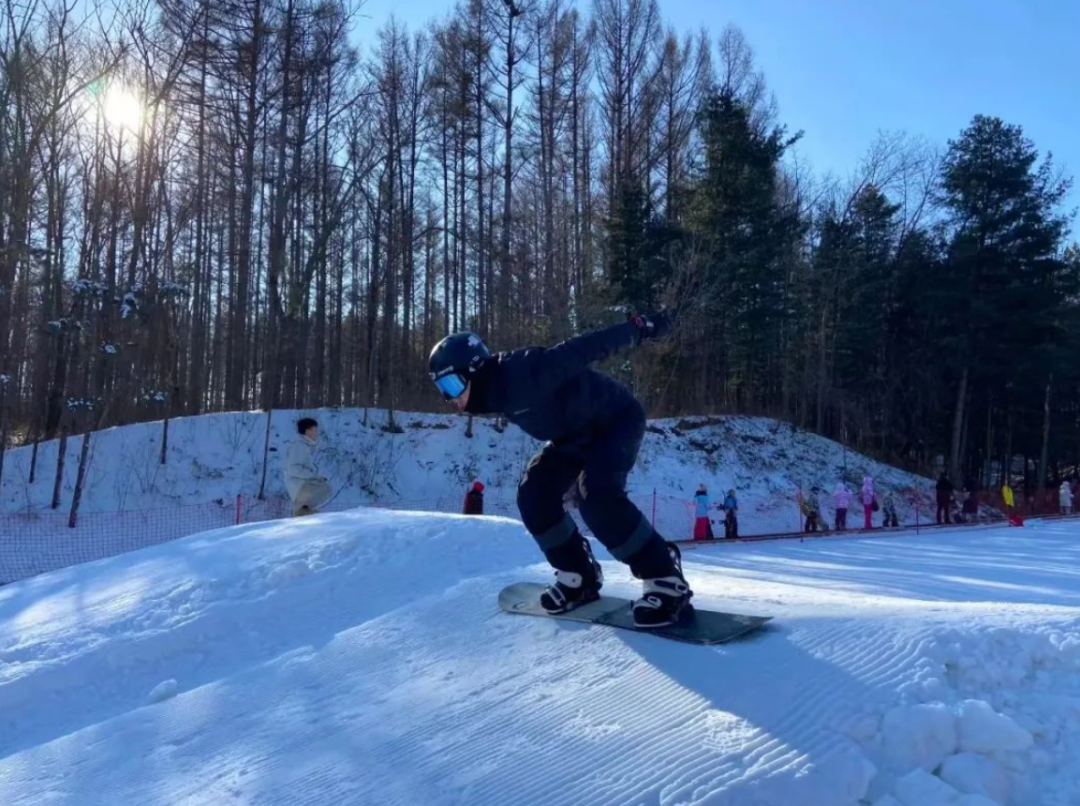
[1,510,1077,805]
[0,407,931,524]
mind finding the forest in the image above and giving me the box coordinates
[1,0,1078,495]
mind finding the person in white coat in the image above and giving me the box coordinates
[1060,480,1074,516]
[285,418,332,516]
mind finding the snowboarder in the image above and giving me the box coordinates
[935,473,954,525]
[832,482,851,531]
[881,493,899,528]
[284,418,332,517]
[802,488,821,533]
[693,485,714,540]
[722,489,739,539]
[428,314,692,628]
[463,481,485,515]
[861,475,875,530]
[1060,480,1073,515]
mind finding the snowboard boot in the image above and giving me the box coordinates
[630,540,693,629]
[539,534,603,614]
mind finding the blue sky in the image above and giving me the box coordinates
[356,0,1078,200]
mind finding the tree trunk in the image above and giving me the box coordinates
[258,407,274,500]
[1037,375,1053,497]
[0,381,8,491]
[948,365,969,485]
[68,429,92,528]
[160,416,170,466]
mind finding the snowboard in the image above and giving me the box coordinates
[498,582,772,645]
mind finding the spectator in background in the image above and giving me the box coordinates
[961,490,979,523]
[861,475,875,530]
[803,487,821,533]
[881,493,900,528]
[722,489,739,539]
[285,418,332,517]
[693,485,714,540]
[832,482,851,531]
[1060,480,1074,516]
[949,491,965,524]
[936,473,954,525]
[463,481,485,515]
[1001,480,1015,516]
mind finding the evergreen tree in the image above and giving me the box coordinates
[685,89,802,410]
[938,115,1072,485]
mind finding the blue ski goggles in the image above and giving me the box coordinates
[433,371,468,401]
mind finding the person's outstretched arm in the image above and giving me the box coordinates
[512,313,672,394]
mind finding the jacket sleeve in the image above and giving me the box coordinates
[510,322,640,395]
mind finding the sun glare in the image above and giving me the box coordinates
[102,84,144,135]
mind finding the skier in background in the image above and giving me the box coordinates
[802,487,821,533]
[936,473,954,524]
[284,418,332,517]
[1000,480,1015,516]
[861,475,876,530]
[1060,480,1073,515]
[961,489,979,522]
[693,484,714,540]
[948,491,965,524]
[880,493,900,528]
[463,481,485,515]
[428,313,693,629]
[832,482,851,531]
[722,489,739,538]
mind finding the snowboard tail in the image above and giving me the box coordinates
[498,582,771,645]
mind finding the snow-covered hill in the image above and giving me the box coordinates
[1,407,931,524]
[1,510,1077,805]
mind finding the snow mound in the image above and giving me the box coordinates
[1,407,931,526]
[882,702,957,770]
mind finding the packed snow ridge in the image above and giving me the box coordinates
[0,508,1077,805]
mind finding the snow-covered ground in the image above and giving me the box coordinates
[0,408,932,518]
[1,509,1077,805]
[1,408,937,583]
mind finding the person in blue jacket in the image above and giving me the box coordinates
[722,489,739,538]
[428,314,692,628]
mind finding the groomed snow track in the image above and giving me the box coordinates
[0,509,1078,805]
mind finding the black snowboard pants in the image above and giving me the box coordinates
[517,399,676,580]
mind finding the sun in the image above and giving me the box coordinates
[102,84,144,135]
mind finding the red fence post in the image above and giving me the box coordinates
[236,493,243,525]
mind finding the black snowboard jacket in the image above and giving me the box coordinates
[464,321,641,444]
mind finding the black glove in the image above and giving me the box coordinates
[629,309,674,342]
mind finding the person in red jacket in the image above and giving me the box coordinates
[463,481,485,515]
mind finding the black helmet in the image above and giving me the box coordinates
[429,332,491,400]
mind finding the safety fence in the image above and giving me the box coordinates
[0,483,1062,586]
[0,495,295,585]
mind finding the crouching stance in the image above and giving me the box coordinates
[429,318,692,628]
